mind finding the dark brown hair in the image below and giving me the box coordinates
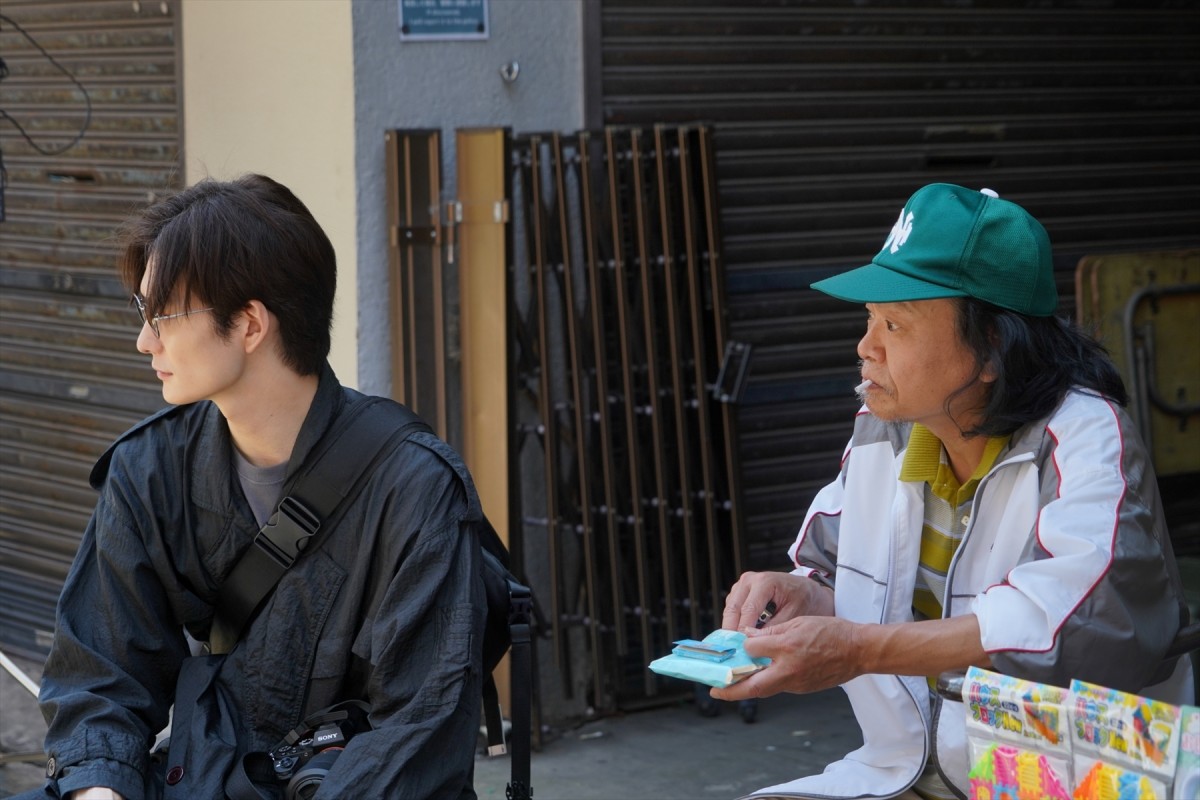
[118,174,336,375]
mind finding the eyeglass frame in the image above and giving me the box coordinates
[131,293,214,337]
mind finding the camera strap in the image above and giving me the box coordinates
[224,747,283,800]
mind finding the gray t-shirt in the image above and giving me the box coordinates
[232,448,287,527]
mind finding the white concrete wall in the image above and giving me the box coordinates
[180,0,359,385]
[351,0,586,397]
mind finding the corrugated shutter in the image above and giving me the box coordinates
[600,0,1200,568]
[0,0,181,659]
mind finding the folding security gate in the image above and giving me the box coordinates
[508,127,746,709]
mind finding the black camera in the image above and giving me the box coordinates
[267,701,371,800]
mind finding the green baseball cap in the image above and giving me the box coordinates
[810,183,1057,316]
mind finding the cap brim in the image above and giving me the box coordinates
[810,263,968,304]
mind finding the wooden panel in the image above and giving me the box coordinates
[383,129,446,433]
[1076,251,1200,479]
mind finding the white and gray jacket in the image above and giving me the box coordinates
[745,390,1193,799]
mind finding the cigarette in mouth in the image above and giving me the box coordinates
[855,378,873,393]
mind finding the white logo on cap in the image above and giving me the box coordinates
[882,210,914,254]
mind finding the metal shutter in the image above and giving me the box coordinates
[599,0,1200,568]
[0,0,182,659]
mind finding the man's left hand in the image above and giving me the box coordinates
[709,615,867,700]
[710,612,991,702]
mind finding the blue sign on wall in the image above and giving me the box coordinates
[399,0,489,41]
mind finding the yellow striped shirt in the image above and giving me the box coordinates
[899,425,1009,622]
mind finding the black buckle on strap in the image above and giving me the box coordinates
[254,496,321,569]
[508,580,533,637]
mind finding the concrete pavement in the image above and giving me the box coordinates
[1,651,46,798]
[2,650,863,799]
[473,688,861,799]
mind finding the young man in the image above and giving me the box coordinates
[713,184,1193,799]
[22,175,487,800]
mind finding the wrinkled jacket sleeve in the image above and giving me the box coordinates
[312,459,485,799]
[977,399,1185,692]
[39,450,190,800]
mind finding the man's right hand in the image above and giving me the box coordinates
[721,571,834,632]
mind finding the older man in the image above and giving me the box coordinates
[715,184,1192,799]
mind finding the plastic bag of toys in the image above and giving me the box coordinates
[1068,680,1182,800]
[963,666,1073,800]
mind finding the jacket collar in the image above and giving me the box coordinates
[282,362,345,483]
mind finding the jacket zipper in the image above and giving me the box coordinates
[942,451,1034,615]
[932,451,1034,798]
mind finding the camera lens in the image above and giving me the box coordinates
[286,747,343,800]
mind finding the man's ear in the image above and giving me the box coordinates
[980,357,999,384]
[238,300,273,355]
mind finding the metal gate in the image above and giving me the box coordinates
[508,126,746,710]
[0,1,181,659]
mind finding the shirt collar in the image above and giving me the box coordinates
[899,423,1010,487]
[899,424,944,483]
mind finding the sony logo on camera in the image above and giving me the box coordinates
[314,728,344,746]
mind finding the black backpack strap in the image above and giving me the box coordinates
[503,576,534,800]
[210,398,429,653]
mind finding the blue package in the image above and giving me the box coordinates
[648,629,771,689]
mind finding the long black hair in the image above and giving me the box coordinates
[952,298,1128,438]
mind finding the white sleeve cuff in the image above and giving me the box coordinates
[68,789,125,800]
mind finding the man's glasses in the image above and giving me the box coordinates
[131,294,214,337]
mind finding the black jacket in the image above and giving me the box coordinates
[37,364,485,799]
